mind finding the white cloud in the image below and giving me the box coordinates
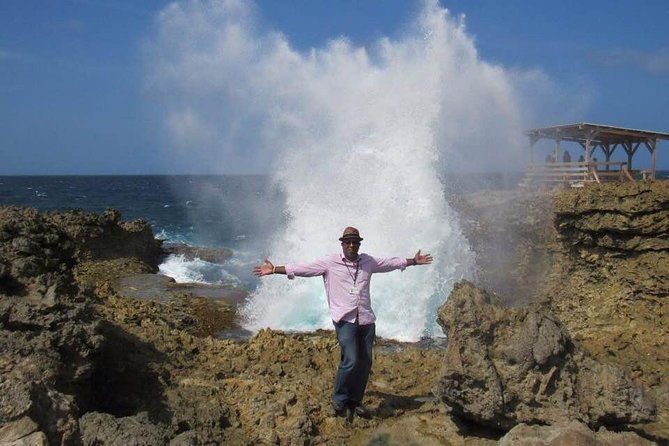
[589,47,669,76]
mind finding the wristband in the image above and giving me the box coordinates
[272,265,276,274]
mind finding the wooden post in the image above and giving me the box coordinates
[555,138,561,163]
[631,142,640,171]
[623,166,635,182]
[529,135,539,163]
[650,139,657,180]
[624,142,633,170]
[585,129,599,165]
[592,169,601,183]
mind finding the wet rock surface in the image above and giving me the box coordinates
[161,243,233,264]
[115,273,247,304]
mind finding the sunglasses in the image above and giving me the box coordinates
[342,240,361,246]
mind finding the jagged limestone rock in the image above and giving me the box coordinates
[435,280,655,431]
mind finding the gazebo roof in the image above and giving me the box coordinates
[524,122,669,145]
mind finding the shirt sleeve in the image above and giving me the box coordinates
[368,255,408,273]
[285,256,329,280]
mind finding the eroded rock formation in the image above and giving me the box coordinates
[0,207,102,444]
[2,181,668,445]
[0,206,162,445]
[447,182,668,442]
[161,243,233,264]
[435,280,655,431]
[546,182,669,440]
[46,208,162,267]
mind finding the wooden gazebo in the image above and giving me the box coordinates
[524,123,669,182]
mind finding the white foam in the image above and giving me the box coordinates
[238,1,482,341]
[159,254,241,286]
[155,229,170,240]
[155,229,192,245]
[148,0,536,341]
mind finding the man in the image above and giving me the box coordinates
[253,226,433,418]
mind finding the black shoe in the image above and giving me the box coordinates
[351,404,371,419]
[331,401,346,417]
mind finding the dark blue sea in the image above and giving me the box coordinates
[0,173,531,245]
[0,175,288,289]
[0,175,284,246]
[1,173,666,292]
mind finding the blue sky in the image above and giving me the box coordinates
[1,0,668,174]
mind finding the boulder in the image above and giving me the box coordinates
[78,412,167,446]
[46,208,162,269]
[435,280,655,431]
[0,417,48,446]
[0,206,76,301]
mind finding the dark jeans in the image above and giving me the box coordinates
[332,320,375,406]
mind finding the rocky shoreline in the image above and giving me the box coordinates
[1,182,668,445]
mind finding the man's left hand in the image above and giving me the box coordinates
[413,250,433,265]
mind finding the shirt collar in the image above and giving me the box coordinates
[340,252,361,263]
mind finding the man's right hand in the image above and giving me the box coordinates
[253,258,274,277]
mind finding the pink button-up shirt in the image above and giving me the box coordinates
[285,253,408,325]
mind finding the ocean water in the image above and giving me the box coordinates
[143,0,669,341]
[0,174,476,341]
[0,175,284,290]
[142,0,536,342]
[2,173,667,341]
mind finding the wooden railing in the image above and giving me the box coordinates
[521,161,633,187]
[590,161,633,182]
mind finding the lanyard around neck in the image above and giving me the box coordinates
[344,257,360,285]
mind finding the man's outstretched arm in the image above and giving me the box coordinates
[371,250,433,273]
[253,259,286,277]
[406,250,433,266]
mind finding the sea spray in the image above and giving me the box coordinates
[241,2,482,341]
[159,254,242,286]
[243,124,477,340]
[147,0,528,340]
